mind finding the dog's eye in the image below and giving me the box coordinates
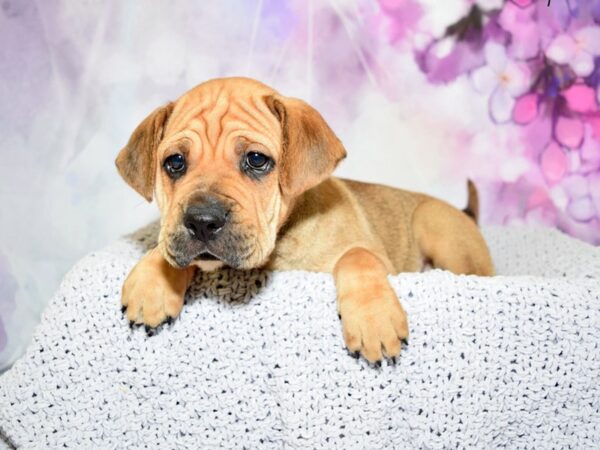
[163,154,186,178]
[242,152,273,179]
[246,152,269,170]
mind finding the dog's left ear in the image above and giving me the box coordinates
[264,95,346,197]
[115,102,174,202]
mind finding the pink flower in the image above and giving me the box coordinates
[562,83,598,113]
[499,2,540,60]
[555,116,584,148]
[546,26,600,77]
[471,42,531,122]
[540,141,569,185]
[412,0,600,243]
[589,116,600,141]
[513,93,538,124]
[579,122,600,173]
[553,84,596,150]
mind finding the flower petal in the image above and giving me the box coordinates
[484,42,508,73]
[562,83,598,113]
[541,142,568,185]
[499,1,519,26]
[574,26,600,55]
[489,87,515,123]
[418,39,486,84]
[567,197,595,222]
[555,116,585,148]
[562,174,589,199]
[513,93,538,124]
[589,116,600,141]
[499,3,540,60]
[546,34,576,64]
[508,25,540,60]
[471,66,498,95]
[571,51,595,77]
[522,115,553,155]
[502,61,531,97]
[580,124,600,172]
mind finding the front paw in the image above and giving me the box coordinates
[339,287,409,363]
[121,250,194,328]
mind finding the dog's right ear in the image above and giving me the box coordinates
[115,103,174,202]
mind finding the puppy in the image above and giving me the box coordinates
[117,77,494,363]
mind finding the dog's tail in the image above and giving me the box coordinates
[462,179,479,224]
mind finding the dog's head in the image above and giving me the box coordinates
[116,77,346,271]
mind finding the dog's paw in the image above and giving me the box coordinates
[339,287,409,364]
[121,251,194,328]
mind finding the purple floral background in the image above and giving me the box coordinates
[0,0,599,369]
[415,0,600,243]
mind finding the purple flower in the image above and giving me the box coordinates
[411,0,600,243]
[546,26,600,77]
[540,141,569,185]
[499,1,540,60]
[415,6,508,84]
[579,121,600,173]
[471,42,532,122]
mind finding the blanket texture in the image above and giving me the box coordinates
[1,224,599,449]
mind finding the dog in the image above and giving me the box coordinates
[117,77,494,363]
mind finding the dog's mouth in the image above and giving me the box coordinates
[194,251,220,261]
[167,226,250,269]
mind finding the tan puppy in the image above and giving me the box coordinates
[117,77,494,363]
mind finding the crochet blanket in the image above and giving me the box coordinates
[1,224,599,449]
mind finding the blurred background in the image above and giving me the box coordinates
[1,0,599,369]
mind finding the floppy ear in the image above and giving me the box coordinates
[115,103,174,202]
[264,95,346,197]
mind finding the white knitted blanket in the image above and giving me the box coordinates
[1,224,599,449]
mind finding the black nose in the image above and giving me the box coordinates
[184,203,228,242]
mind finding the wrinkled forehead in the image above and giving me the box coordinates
[162,80,281,152]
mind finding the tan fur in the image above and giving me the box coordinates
[117,77,494,363]
[122,247,195,327]
[464,179,479,222]
[116,103,174,201]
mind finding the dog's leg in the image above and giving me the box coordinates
[121,248,196,327]
[412,198,495,276]
[334,248,409,363]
